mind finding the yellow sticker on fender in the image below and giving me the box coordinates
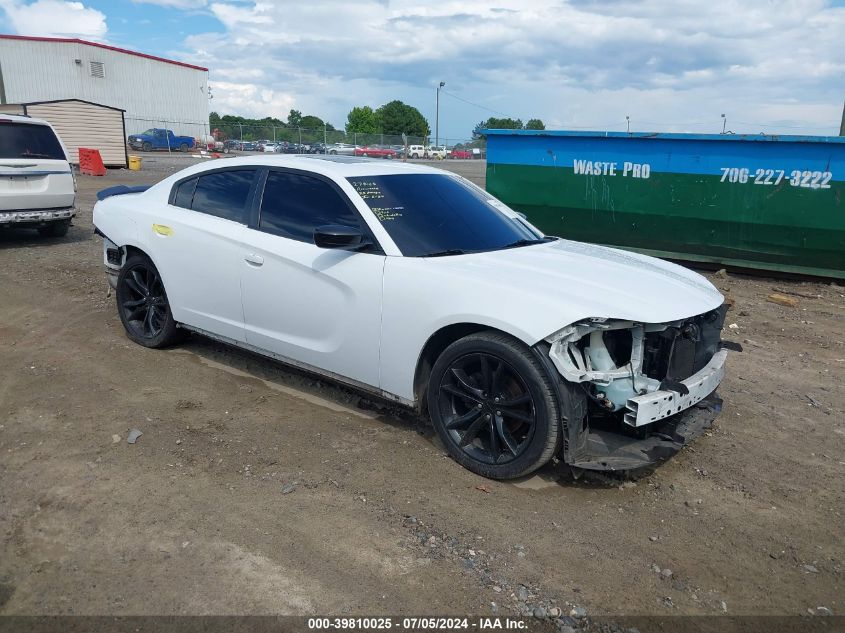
[152,224,173,236]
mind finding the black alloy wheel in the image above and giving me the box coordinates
[428,331,567,479]
[116,255,182,348]
[438,353,536,465]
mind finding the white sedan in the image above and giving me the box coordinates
[93,156,734,479]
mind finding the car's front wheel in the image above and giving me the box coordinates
[427,331,563,480]
[116,254,182,348]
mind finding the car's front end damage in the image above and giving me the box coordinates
[542,305,738,471]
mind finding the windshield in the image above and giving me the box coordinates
[348,174,543,257]
[141,129,158,136]
[0,122,65,160]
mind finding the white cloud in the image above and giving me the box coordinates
[132,0,207,8]
[173,0,845,138]
[0,0,107,40]
[209,80,295,119]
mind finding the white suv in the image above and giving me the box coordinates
[426,146,447,160]
[407,145,425,159]
[0,114,76,237]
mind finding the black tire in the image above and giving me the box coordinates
[329,150,337,155]
[142,142,152,152]
[37,219,70,238]
[180,143,189,153]
[427,331,562,480]
[116,254,182,349]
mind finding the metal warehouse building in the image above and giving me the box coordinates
[0,34,209,138]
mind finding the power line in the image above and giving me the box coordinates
[440,90,512,118]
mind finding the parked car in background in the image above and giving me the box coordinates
[407,144,425,159]
[354,146,396,159]
[128,128,195,152]
[327,143,357,156]
[310,143,327,154]
[426,146,447,160]
[0,114,76,237]
[93,155,732,480]
[202,137,229,153]
[263,142,279,153]
[448,148,473,159]
[241,141,257,152]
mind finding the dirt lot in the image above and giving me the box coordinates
[0,154,842,621]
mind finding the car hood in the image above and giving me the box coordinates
[425,239,724,329]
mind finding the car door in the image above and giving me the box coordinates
[239,168,385,389]
[150,168,258,342]
[154,129,168,149]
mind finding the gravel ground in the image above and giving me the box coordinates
[0,154,842,623]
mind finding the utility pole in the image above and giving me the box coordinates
[436,81,445,148]
[840,100,845,136]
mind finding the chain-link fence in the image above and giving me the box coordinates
[125,116,480,155]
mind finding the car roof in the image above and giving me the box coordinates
[180,154,449,178]
[0,113,51,126]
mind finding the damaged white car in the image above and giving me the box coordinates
[93,156,736,479]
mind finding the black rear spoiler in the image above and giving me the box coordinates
[97,185,152,201]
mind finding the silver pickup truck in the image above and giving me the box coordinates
[0,114,76,237]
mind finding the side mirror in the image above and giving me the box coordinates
[314,224,364,249]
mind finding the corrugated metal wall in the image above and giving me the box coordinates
[25,100,126,167]
[0,38,208,138]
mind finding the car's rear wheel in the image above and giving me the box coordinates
[116,255,182,348]
[427,331,562,480]
[142,142,152,152]
[37,219,70,238]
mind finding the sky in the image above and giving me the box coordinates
[0,0,843,142]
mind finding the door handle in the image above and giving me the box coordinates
[244,253,264,266]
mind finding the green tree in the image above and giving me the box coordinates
[375,100,430,136]
[525,118,545,130]
[299,114,324,130]
[287,109,302,128]
[472,117,524,139]
[345,106,381,134]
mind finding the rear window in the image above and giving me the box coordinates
[0,122,66,160]
[190,170,255,222]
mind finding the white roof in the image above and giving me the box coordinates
[197,154,447,179]
[0,113,51,126]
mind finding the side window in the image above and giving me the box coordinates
[259,171,362,243]
[173,177,197,209]
[191,170,255,222]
